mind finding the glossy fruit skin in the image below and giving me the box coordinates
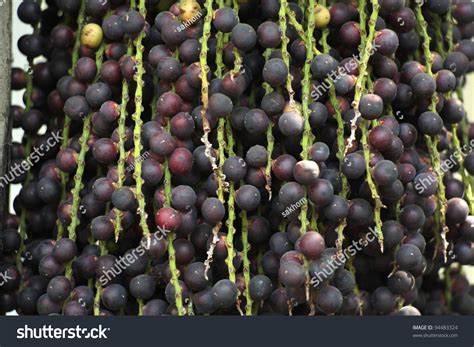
[372,286,396,314]
[201,198,225,224]
[155,207,182,231]
[86,82,112,109]
[257,21,282,48]
[157,91,183,117]
[322,196,349,222]
[359,94,384,120]
[444,52,469,77]
[293,160,320,185]
[373,160,399,187]
[315,286,343,314]
[411,73,436,98]
[278,110,304,136]
[374,29,399,56]
[373,78,397,103]
[369,125,393,151]
[129,274,156,300]
[213,7,238,33]
[417,111,443,135]
[396,244,423,271]
[101,284,128,311]
[111,187,137,212]
[244,109,269,135]
[209,93,233,118]
[263,58,288,87]
[231,24,257,52]
[211,279,237,309]
[340,21,361,47]
[47,276,72,302]
[149,132,176,156]
[122,10,145,36]
[18,1,42,24]
[311,54,338,81]
[389,7,416,33]
[296,231,325,260]
[436,69,457,92]
[169,148,194,175]
[235,185,261,211]
[342,153,365,179]
[249,275,273,301]
[64,95,89,121]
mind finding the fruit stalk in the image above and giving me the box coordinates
[278,0,295,104]
[131,0,150,237]
[415,5,448,261]
[320,0,350,251]
[344,0,380,157]
[214,0,236,284]
[360,121,384,251]
[61,0,86,153]
[58,1,86,240]
[240,210,252,315]
[200,0,227,272]
[162,117,185,315]
[457,89,474,214]
[93,241,108,316]
[67,42,106,242]
[263,48,274,199]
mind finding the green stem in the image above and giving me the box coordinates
[93,242,108,316]
[457,90,474,214]
[130,0,149,316]
[344,0,379,157]
[214,0,236,284]
[114,47,133,240]
[231,48,242,76]
[162,118,185,315]
[446,4,454,53]
[225,183,236,283]
[131,0,150,237]
[198,0,223,192]
[286,9,321,55]
[240,210,252,315]
[433,16,446,59]
[360,122,384,251]
[230,0,242,78]
[296,0,317,313]
[167,233,184,315]
[67,43,106,234]
[319,0,350,251]
[200,0,228,273]
[415,5,448,260]
[224,120,236,283]
[58,1,87,239]
[278,0,295,103]
[65,38,107,280]
[215,33,225,78]
[452,124,474,214]
[263,49,274,199]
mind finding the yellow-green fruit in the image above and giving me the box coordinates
[314,5,331,29]
[81,23,103,49]
[179,0,202,22]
